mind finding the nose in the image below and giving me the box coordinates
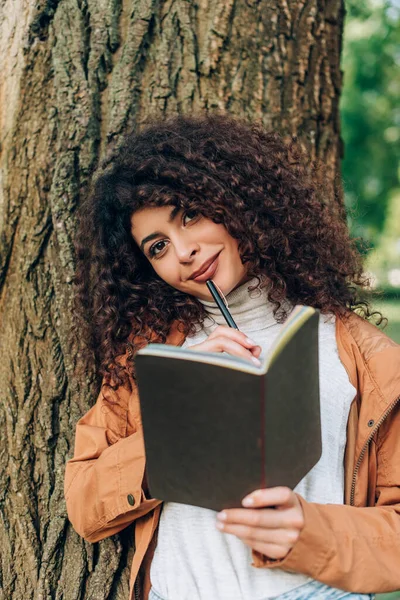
[174,238,200,263]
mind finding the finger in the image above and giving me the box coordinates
[213,339,260,363]
[252,345,262,358]
[207,327,262,359]
[193,337,261,364]
[240,539,291,560]
[208,327,261,352]
[216,522,299,546]
[217,507,294,529]
[242,487,296,509]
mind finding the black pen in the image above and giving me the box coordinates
[206,280,239,330]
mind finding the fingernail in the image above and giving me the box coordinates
[242,496,254,506]
[216,521,224,530]
[251,357,261,366]
[217,511,227,521]
[246,337,257,346]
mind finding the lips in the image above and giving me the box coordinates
[188,252,221,282]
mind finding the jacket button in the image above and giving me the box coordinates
[127,494,135,506]
[368,419,374,427]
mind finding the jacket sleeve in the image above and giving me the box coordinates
[252,495,400,593]
[64,374,161,543]
[252,413,400,593]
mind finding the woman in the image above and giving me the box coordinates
[65,113,400,600]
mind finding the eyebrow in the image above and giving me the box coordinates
[139,205,181,252]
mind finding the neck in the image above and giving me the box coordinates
[198,275,279,332]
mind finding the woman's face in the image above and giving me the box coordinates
[131,205,250,300]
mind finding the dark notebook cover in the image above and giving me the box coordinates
[135,307,321,511]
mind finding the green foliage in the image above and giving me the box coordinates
[372,297,400,343]
[365,190,400,287]
[341,0,400,247]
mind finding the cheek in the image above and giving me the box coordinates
[225,234,241,260]
[151,257,180,285]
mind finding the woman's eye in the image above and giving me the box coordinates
[183,210,198,225]
[149,240,167,257]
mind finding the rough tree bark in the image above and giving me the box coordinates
[0,0,344,598]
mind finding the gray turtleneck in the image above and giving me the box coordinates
[150,277,356,600]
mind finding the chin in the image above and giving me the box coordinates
[210,273,243,297]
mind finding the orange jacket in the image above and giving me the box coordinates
[64,313,400,599]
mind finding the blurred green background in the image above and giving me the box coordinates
[341,1,400,597]
[341,0,400,347]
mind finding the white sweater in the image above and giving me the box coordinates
[150,277,356,600]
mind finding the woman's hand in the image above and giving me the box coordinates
[216,487,305,560]
[189,325,262,365]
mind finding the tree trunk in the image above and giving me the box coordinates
[0,0,344,597]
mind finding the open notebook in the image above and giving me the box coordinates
[135,305,321,511]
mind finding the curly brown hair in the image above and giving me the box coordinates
[73,112,377,390]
